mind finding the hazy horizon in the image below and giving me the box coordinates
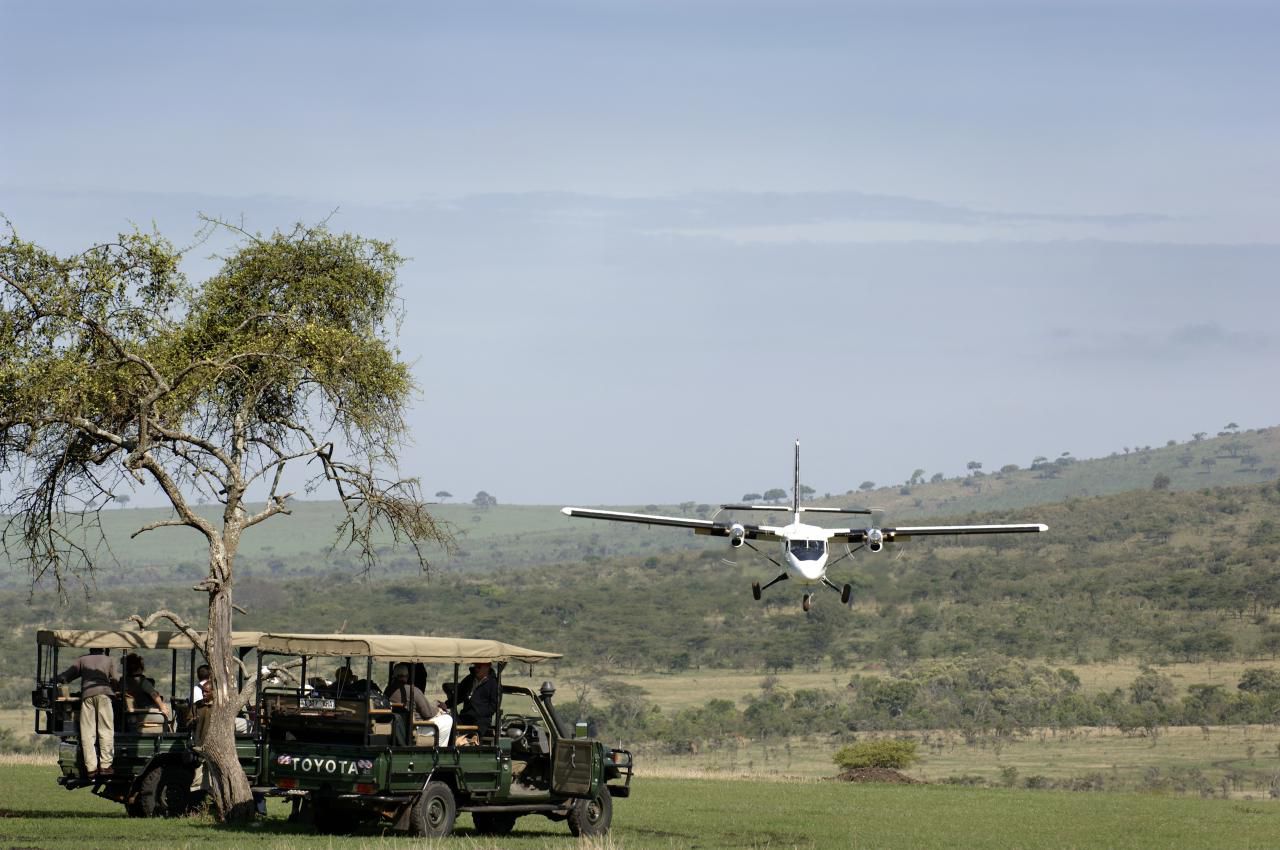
[4,0,1278,506]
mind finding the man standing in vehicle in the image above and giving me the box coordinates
[56,647,120,779]
[457,661,500,738]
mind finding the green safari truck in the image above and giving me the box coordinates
[32,628,263,816]
[254,632,633,836]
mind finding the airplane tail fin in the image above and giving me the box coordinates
[792,439,801,521]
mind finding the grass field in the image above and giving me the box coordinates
[0,763,1277,849]
[640,724,1280,794]
[593,657,1264,713]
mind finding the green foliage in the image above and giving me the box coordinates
[833,739,919,770]
[1,219,446,594]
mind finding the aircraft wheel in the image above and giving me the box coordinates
[841,584,853,605]
[802,593,813,612]
[751,582,761,601]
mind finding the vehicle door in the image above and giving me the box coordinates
[551,738,597,796]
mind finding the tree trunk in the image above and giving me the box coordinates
[203,569,255,822]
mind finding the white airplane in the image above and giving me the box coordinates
[562,441,1048,611]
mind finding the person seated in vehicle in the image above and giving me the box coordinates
[455,661,500,741]
[55,647,120,779]
[386,663,452,745]
[330,665,381,698]
[122,653,172,731]
[442,664,476,713]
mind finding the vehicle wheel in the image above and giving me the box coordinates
[409,781,457,837]
[841,584,853,605]
[751,581,761,601]
[135,766,164,817]
[567,789,612,837]
[158,763,199,816]
[472,811,517,835]
[802,593,813,612]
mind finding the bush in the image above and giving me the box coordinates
[833,738,919,770]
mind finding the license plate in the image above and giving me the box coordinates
[298,697,335,710]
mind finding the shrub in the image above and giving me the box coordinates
[833,738,919,770]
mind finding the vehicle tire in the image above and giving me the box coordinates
[157,763,199,816]
[751,581,761,601]
[567,789,612,837]
[409,781,457,837]
[135,765,164,817]
[472,811,517,835]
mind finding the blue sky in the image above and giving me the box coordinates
[3,1,1278,505]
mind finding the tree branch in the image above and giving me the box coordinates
[129,609,207,656]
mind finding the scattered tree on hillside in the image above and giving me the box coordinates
[434,490,452,502]
[0,219,450,821]
[115,495,131,508]
[929,472,944,484]
[1224,422,1240,433]
[473,490,497,509]
[1193,432,1207,442]
[859,480,876,492]
[762,488,787,503]
[741,492,762,502]
[908,468,926,486]
[797,484,816,499]
[1152,473,1171,491]
[966,461,982,475]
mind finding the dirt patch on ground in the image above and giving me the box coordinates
[835,767,922,784]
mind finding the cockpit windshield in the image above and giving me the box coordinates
[789,539,826,561]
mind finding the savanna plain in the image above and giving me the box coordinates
[4,429,1280,847]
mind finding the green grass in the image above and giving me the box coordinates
[0,763,1277,849]
[639,724,1280,793]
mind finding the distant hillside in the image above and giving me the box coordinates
[5,475,1280,704]
[811,425,1280,519]
[2,426,1277,590]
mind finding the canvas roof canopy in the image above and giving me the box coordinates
[37,629,265,650]
[257,633,561,665]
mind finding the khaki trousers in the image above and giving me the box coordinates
[79,693,115,773]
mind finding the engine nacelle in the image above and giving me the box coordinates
[866,528,884,553]
[729,523,746,548]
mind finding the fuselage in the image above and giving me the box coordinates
[780,521,833,582]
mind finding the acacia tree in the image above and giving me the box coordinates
[0,220,450,820]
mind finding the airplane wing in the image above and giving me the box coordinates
[561,507,783,541]
[721,504,873,515]
[832,522,1048,543]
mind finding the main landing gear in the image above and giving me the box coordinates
[752,575,853,611]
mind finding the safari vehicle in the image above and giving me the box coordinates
[254,632,634,837]
[31,628,262,816]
